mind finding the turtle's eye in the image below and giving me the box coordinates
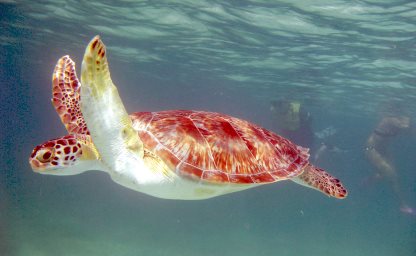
[36,148,54,163]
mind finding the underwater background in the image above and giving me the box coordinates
[1,1,415,255]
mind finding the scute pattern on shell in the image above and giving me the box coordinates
[131,110,310,184]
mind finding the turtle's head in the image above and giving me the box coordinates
[29,134,100,175]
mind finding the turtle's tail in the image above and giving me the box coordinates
[291,164,348,199]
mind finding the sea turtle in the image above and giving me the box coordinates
[29,36,347,200]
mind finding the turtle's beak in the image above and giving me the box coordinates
[29,158,41,171]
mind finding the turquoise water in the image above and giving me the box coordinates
[1,1,416,255]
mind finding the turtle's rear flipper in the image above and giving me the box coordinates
[292,164,348,199]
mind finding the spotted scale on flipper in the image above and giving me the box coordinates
[292,165,348,199]
[52,56,89,135]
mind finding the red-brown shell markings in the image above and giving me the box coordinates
[131,110,310,184]
[52,56,89,135]
[29,134,84,170]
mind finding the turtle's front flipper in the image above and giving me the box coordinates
[291,164,348,199]
[52,55,89,135]
[80,36,143,172]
